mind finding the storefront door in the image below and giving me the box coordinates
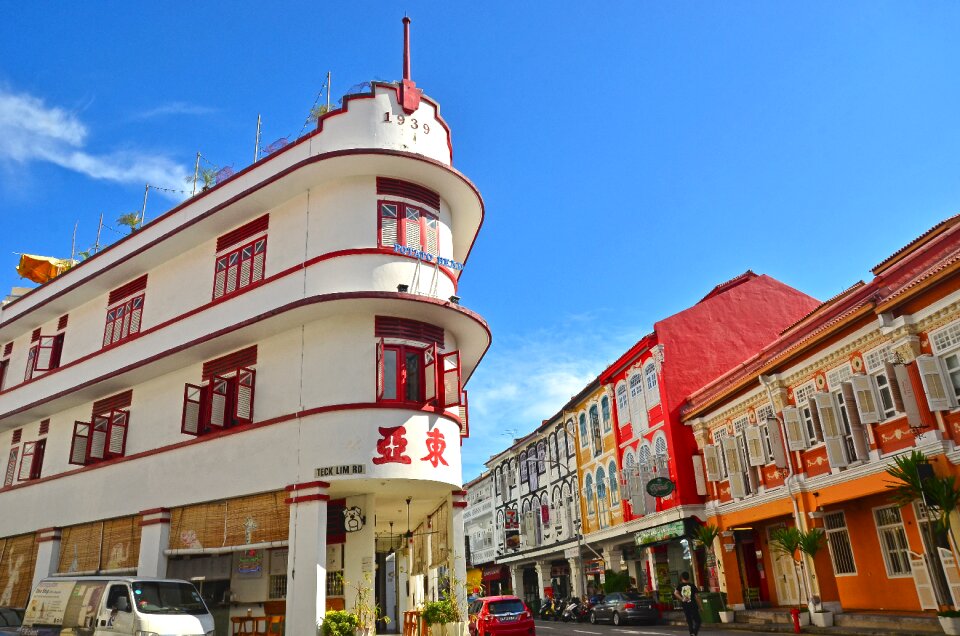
[766,526,802,607]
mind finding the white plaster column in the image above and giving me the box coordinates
[606,548,624,572]
[32,527,61,589]
[509,565,523,598]
[285,481,329,636]
[567,557,582,598]
[533,562,547,599]
[397,546,410,620]
[137,508,171,577]
[344,494,376,614]
[646,549,658,593]
[450,491,468,618]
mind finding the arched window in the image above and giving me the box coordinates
[579,413,588,447]
[519,451,528,482]
[639,444,652,470]
[596,467,607,502]
[645,362,660,406]
[565,421,576,456]
[495,466,503,498]
[629,372,647,427]
[609,460,619,506]
[654,435,669,473]
[616,382,630,423]
[589,405,602,456]
[584,474,595,515]
[537,441,546,474]
[601,396,612,432]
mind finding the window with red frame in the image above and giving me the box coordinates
[4,446,18,487]
[103,295,145,347]
[25,332,64,380]
[182,367,256,436]
[375,340,463,410]
[378,201,439,254]
[17,438,45,481]
[214,238,267,300]
[69,410,130,466]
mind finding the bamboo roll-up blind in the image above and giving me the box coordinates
[224,492,288,546]
[0,533,38,608]
[101,516,141,570]
[412,524,426,576]
[58,522,102,574]
[430,503,449,567]
[170,491,288,550]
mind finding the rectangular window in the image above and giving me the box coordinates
[793,382,821,443]
[25,333,65,380]
[213,237,267,300]
[824,511,857,575]
[756,404,775,458]
[874,506,912,577]
[17,438,45,481]
[379,200,439,253]
[864,348,898,420]
[181,364,257,436]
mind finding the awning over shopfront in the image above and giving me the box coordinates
[483,565,508,581]
[633,518,699,547]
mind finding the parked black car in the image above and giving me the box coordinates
[0,607,23,634]
[588,592,658,626]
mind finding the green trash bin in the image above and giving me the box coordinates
[698,592,722,624]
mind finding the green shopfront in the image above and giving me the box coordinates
[622,518,703,608]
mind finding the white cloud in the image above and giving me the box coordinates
[132,101,217,120]
[0,88,189,197]
[461,316,637,480]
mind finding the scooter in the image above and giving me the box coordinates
[561,598,581,622]
[538,598,557,621]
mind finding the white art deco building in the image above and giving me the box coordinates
[0,20,486,636]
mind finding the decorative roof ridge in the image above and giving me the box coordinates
[871,213,960,276]
[778,281,867,336]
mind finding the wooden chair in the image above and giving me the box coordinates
[231,616,255,636]
[251,616,269,635]
[266,615,284,635]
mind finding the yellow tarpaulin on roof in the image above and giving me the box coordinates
[16,254,74,284]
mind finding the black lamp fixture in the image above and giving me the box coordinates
[448,295,460,305]
[397,284,409,293]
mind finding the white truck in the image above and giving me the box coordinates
[12,577,215,636]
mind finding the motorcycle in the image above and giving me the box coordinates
[538,598,558,621]
[561,598,581,622]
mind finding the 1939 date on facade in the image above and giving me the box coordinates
[383,112,430,133]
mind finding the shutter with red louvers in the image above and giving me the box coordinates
[207,375,232,428]
[234,367,256,424]
[70,421,91,465]
[181,384,205,435]
[441,351,461,408]
[108,410,128,456]
[88,416,109,461]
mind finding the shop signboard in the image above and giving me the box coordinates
[645,477,675,498]
[504,509,520,549]
[634,519,686,546]
[584,559,604,575]
[237,549,264,577]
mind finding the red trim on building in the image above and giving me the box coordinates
[139,518,172,527]
[216,215,269,252]
[0,147,482,329]
[202,346,258,380]
[451,501,468,508]
[139,507,169,516]
[108,274,149,306]
[451,489,467,496]
[285,493,330,505]
[285,480,330,492]
[377,177,441,210]
[92,390,133,416]
[0,401,466,495]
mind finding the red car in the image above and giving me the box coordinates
[468,596,535,636]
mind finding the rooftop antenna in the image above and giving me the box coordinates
[70,221,78,261]
[326,71,331,111]
[94,213,103,253]
[398,16,421,114]
[254,114,262,163]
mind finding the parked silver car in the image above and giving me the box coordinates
[589,592,658,626]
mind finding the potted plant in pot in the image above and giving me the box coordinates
[350,572,391,636]
[693,524,734,623]
[422,599,460,636]
[320,610,360,636]
[797,530,833,627]
[769,526,811,627]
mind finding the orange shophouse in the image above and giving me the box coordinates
[587,273,819,603]
[682,214,960,615]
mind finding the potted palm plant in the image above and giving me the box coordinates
[768,527,810,627]
[693,524,734,623]
[796,529,832,627]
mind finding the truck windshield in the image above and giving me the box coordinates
[131,582,208,615]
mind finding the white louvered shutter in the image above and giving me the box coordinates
[426,216,439,254]
[814,393,848,468]
[782,407,809,451]
[721,437,746,499]
[4,448,18,487]
[917,355,952,411]
[252,239,266,282]
[207,375,231,428]
[841,382,870,461]
[70,421,90,466]
[893,363,924,428]
[885,361,906,413]
[235,367,256,424]
[405,206,421,248]
[89,416,108,461]
[181,384,204,435]
[441,351,462,408]
[692,454,708,496]
[380,204,398,247]
[850,374,881,424]
[703,444,721,481]
[423,344,437,403]
[107,410,128,456]
[745,426,766,466]
[911,552,938,610]
[939,547,960,607]
[765,417,788,468]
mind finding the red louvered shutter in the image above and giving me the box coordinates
[182,384,205,435]
[235,367,256,424]
[70,422,91,465]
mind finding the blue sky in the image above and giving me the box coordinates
[2,3,959,480]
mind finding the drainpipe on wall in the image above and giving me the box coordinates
[760,374,817,610]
